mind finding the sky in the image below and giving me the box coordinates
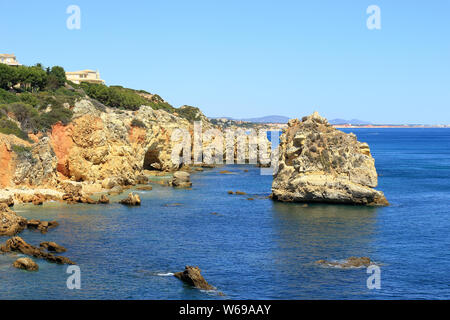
[1,0,449,124]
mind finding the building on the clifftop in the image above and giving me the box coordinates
[0,54,21,66]
[65,69,105,84]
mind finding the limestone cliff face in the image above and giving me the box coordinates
[46,99,209,185]
[271,112,388,206]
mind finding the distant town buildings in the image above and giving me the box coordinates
[65,69,105,84]
[0,53,21,66]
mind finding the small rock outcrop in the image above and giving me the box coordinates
[0,204,27,236]
[13,257,39,271]
[27,219,59,234]
[119,193,141,206]
[272,112,388,206]
[170,171,192,188]
[0,236,75,265]
[174,266,214,290]
[98,194,110,204]
[40,241,67,253]
[316,257,373,268]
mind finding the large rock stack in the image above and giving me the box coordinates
[272,112,388,206]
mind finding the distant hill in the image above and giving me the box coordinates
[329,119,372,125]
[211,115,290,124]
[211,115,372,125]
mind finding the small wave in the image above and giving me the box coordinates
[157,272,174,277]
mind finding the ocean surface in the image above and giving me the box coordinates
[1,128,449,300]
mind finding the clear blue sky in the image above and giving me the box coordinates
[1,0,449,124]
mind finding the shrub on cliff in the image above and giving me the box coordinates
[80,83,148,111]
[0,116,29,140]
[131,118,146,128]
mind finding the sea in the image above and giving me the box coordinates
[0,128,449,300]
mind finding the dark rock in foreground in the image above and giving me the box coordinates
[174,266,214,290]
[0,236,75,265]
[13,257,39,271]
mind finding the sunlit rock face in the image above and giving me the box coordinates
[272,112,388,206]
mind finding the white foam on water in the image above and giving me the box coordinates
[157,272,174,277]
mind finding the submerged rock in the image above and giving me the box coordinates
[136,185,153,191]
[174,266,214,290]
[1,236,75,265]
[40,241,67,253]
[316,257,373,268]
[170,171,192,188]
[13,257,39,271]
[272,112,388,206]
[119,193,141,206]
[0,204,27,236]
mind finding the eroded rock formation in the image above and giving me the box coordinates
[0,236,75,265]
[170,171,192,188]
[272,112,388,206]
[174,266,214,290]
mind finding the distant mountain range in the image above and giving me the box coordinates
[328,119,372,125]
[211,115,372,125]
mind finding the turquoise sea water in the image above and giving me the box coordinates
[0,128,449,300]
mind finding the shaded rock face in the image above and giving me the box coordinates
[316,257,373,268]
[0,204,27,236]
[0,236,74,265]
[272,112,388,206]
[13,257,39,271]
[174,266,214,290]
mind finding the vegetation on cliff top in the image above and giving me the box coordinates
[0,62,208,141]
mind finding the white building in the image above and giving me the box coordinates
[0,54,21,66]
[66,69,105,84]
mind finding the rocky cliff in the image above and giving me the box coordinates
[271,112,388,206]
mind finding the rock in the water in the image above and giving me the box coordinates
[0,204,27,236]
[1,236,75,265]
[27,219,59,234]
[13,257,39,271]
[98,194,110,204]
[40,241,67,253]
[174,266,214,290]
[119,193,141,206]
[272,112,388,206]
[170,171,192,188]
[316,257,373,268]
[136,185,153,191]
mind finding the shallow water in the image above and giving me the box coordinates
[0,128,449,299]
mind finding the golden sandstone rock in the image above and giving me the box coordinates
[272,112,388,206]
